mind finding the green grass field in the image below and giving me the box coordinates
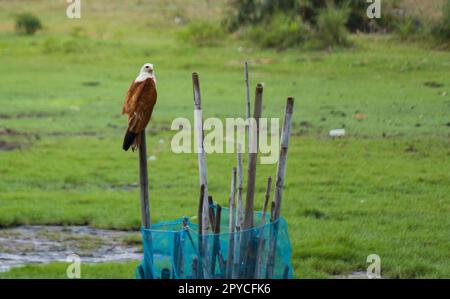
[0,0,449,279]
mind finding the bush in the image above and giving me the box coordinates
[431,0,450,43]
[178,21,226,47]
[395,16,424,41]
[15,13,42,35]
[316,5,351,48]
[225,0,402,33]
[246,13,311,49]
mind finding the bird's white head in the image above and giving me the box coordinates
[141,63,154,74]
[135,63,156,83]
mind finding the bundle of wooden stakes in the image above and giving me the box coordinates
[191,63,294,279]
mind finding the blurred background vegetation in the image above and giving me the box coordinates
[10,0,450,49]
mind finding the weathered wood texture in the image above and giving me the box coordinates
[192,72,210,235]
[254,176,272,278]
[244,62,251,153]
[273,97,294,219]
[226,167,237,278]
[244,84,263,229]
[266,97,294,278]
[138,130,151,229]
[197,184,205,279]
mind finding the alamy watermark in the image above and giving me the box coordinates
[367,0,382,19]
[66,253,81,278]
[66,0,81,19]
[171,111,280,165]
[366,254,381,279]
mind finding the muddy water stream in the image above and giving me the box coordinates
[0,225,142,272]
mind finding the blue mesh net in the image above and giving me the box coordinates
[136,207,293,279]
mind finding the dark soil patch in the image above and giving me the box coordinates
[405,145,418,153]
[82,81,101,87]
[0,127,38,138]
[0,128,22,136]
[330,110,347,117]
[424,81,444,88]
[302,209,327,219]
[299,121,312,128]
[47,131,97,137]
[16,112,65,118]
[111,182,139,191]
[0,140,21,151]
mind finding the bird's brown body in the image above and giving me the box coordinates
[122,77,157,151]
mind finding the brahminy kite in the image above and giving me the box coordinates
[122,63,157,151]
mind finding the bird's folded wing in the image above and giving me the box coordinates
[124,78,157,133]
[122,81,145,116]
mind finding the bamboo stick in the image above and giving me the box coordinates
[233,146,244,279]
[266,97,294,278]
[262,176,272,225]
[244,62,251,153]
[236,145,244,230]
[270,201,276,222]
[226,167,237,278]
[266,200,276,279]
[191,258,198,279]
[172,232,183,278]
[208,195,216,232]
[192,72,211,278]
[182,217,197,255]
[240,84,262,278]
[211,204,223,277]
[273,98,294,219]
[283,265,290,279]
[197,184,205,279]
[254,176,272,278]
[244,84,263,229]
[192,72,210,234]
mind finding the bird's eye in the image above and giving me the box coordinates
[145,66,149,68]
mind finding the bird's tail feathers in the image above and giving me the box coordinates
[123,130,137,151]
[132,133,142,152]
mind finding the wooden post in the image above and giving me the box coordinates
[244,62,251,153]
[254,176,272,278]
[244,84,263,229]
[173,232,183,278]
[241,84,263,278]
[266,97,294,278]
[208,196,216,232]
[197,184,205,279]
[226,167,237,278]
[138,130,152,279]
[192,72,211,278]
[233,146,244,279]
[192,72,210,234]
[211,204,223,277]
[273,98,294,220]
[139,130,151,229]
[236,145,244,230]
[262,176,272,225]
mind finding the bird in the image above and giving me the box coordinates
[122,63,158,151]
